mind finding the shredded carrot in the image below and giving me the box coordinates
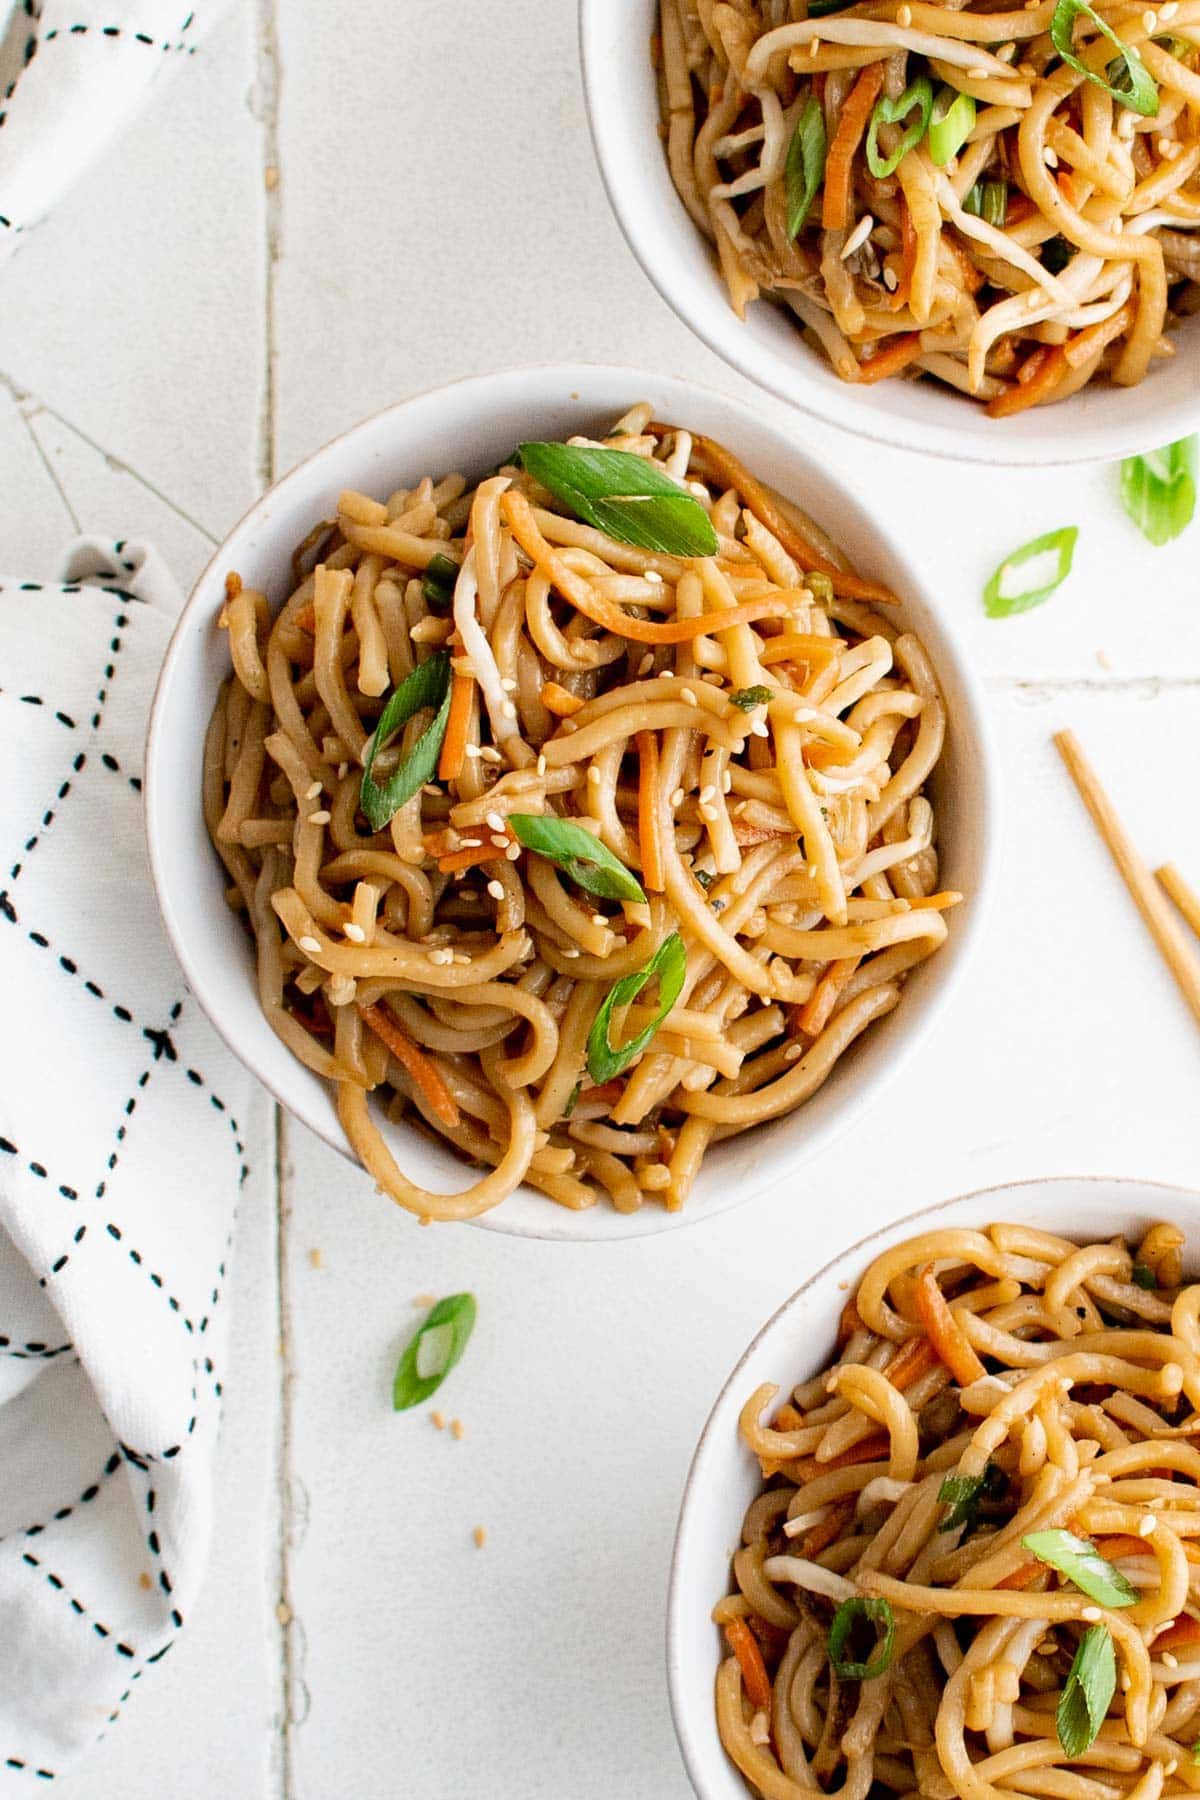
[647,428,897,604]
[797,957,860,1036]
[1056,169,1078,207]
[1092,1535,1158,1561]
[541,681,584,717]
[437,671,475,782]
[422,829,459,857]
[1061,298,1136,371]
[758,634,841,670]
[909,891,964,912]
[436,841,509,874]
[1152,1614,1200,1651]
[1016,345,1057,388]
[801,1498,857,1560]
[501,491,794,641]
[855,332,924,385]
[915,1264,987,1387]
[358,1003,460,1129]
[895,199,918,309]
[822,63,885,232]
[883,1334,938,1393]
[996,1559,1044,1592]
[636,730,665,893]
[724,1617,774,1711]
[986,346,1069,419]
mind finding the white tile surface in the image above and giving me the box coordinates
[2,1,1200,1797]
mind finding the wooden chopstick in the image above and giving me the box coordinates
[1053,729,1200,1031]
[1157,863,1200,942]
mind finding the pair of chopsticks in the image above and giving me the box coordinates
[1054,730,1200,1029]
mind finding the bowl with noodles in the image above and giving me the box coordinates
[667,1176,1200,1799]
[579,1,1200,465]
[145,364,995,1239]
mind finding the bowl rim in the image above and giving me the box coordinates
[577,0,1200,470]
[145,359,1001,1240]
[664,1171,1200,1798]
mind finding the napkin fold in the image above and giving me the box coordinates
[0,1,227,257]
[0,539,259,1780]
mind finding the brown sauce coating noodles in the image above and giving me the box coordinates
[715,1220,1200,1797]
[656,0,1200,413]
[204,403,957,1223]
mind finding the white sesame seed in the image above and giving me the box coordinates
[1139,1514,1157,1537]
[486,810,506,833]
[308,810,331,825]
[505,843,521,861]
[500,676,517,693]
[460,837,482,849]
[464,743,482,759]
[1043,146,1059,168]
[967,66,990,80]
[298,935,322,955]
[487,879,505,900]
[699,804,718,823]
[536,753,547,776]
[490,835,509,850]
[1162,2,1179,16]
[1165,1760,1178,1777]
[1163,1651,1180,1669]
[637,652,654,676]
[501,700,517,720]
[784,1042,804,1062]
[428,947,454,965]
[1166,139,1183,161]
[699,784,717,804]
[670,787,686,808]
[305,779,323,799]
[479,746,503,763]
[645,570,663,585]
[882,266,899,292]
[1142,7,1155,30]
[343,923,366,943]
[840,213,875,260]
[591,913,607,928]
[896,2,912,22]
[751,718,770,738]
[680,686,698,706]
[422,782,441,796]
[562,946,580,958]
[453,953,471,966]
[328,974,356,1006]
[1081,1606,1102,1623]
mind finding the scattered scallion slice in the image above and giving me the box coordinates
[729,685,773,711]
[1132,1262,1157,1289]
[360,651,453,830]
[1120,437,1197,547]
[562,1080,582,1120]
[866,77,934,179]
[964,179,1008,227]
[421,552,459,610]
[828,1597,895,1680]
[508,813,646,904]
[1051,0,1159,114]
[983,526,1078,618]
[1057,1625,1116,1757]
[586,932,687,1084]
[393,1293,476,1411]
[927,85,977,166]
[1021,1529,1137,1607]
[516,443,718,557]
[693,867,716,892]
[938,1460,1006,1534]
[786,96,828,239]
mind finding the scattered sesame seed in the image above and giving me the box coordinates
[464,743,482,759]
[562,946,581,958]
[308,810,332,825]
[264,165,280,191]
[1143,7,1155,29]
[462,837,483,849]
[637,652,654,676]
[882,266,899,292]
[1081,1606,1102,1622]
[671,787,686,808]
[840,213,875,259]
[298,935,322,955]
[451,1418,465,1440]
[751,718,770,738]
[480,746,503,763]
[428,947,454,966]
[501,699,517,720]
[343,922,366,943]
[784,1043,804,1062]
[896,2,911,21]
[486,810,506,832]
[1162,1,1179,16]
[138,1571,153,1591]
[1165,1760,1179,1778]
[699,784,716,804]
[453,952,471,966]
[808,34,821,53]
[431,1410,446,1430]
[423,782,442,796]
[699,804,718,823]
[305,779,323,799]
[500,677,518,693]
[1163,1651,1180,1669]
[536,753,547,775]
[967,65,990,80]
[487,879,505,900]
[1139,1513,1157,1537]
[680,685,699,706]
[645,570,663,585]
[505,843,521,861]
[1043,146,1059,168]
[473,1525,487,1548]
[591,913,607,928]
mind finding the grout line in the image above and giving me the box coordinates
[255,0,282,493]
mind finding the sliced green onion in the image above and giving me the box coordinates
[421,552,459,610]
[1057,1626,1116,1757]
[586,933,687,1084]
[729,685,773,712]
[393,1293,476,1411]
[1022,1530,1137,1607]
[938,1460,1006,1534]
[693,868,716,892]
[866,77,933,179]
[1051,0,1159,114]
[1132,1262,1157,1289]
[508,813,646,904]
[828,1597,895,1681]
[562,1080,582,1119]
[786,95,828,239]
[516,443,717,557]
[964,179,1008,227]
[927,85,977,166]
[983,526,1077,619]
[1120,437,1197,547]
[360,651,453,830]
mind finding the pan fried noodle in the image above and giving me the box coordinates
[204,404,957,1223]
[656,0,1200,414]
[715,1221,1200,1799]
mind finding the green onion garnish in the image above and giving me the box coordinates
[693,868,716,892]
[1120,437,1197,547]
[786,95,828,239]
[927,85,977,166]
[1132,1262,1157,1289]
[360,651,453,830]
[1057,1625,1116,1757]
[964,180,1008,227]
[421,552,459,610]
[586,932,687,1084]
[827,1597,896,1681]
[393,1293,476,1411]
[938,1460,1006,1534]
[983,526,1078,619]
[866,77,933,179]
[562,1080,582,1119]
[1051,0,1159,114]
[516,443,718,557]
[508,813,646,904]
[1022,1529,1137,1607]
[729,685,773,712]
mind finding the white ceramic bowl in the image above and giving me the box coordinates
[579,1,1200,467]
[145,362,997,1241]
[667,1174,1200,1798]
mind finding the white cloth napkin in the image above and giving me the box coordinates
[0,1,227,256]
[0,540,258,1781]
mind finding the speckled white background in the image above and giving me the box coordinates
[3,3,1199,1795]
